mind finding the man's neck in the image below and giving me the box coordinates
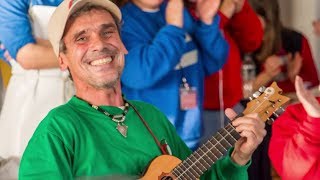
[75,83,124,107]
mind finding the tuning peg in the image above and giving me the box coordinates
[249,96,254,101]
[259,86,266,93]
[279,107,285,112]
[252,91,261,98]
[272,112,279,118]
[267,118,275,125]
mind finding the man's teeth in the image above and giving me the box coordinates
[90,57,112,66]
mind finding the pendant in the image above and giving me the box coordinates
[116,123,128,137]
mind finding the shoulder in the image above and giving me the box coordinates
[128,100,166,115]
[121,3,141,23]
[127,100,171,125]
[32,102,78,137]
[46,102,77,120]
[120,3,146,33]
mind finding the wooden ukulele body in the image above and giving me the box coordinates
[141,155,182,180]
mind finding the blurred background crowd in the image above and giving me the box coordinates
[0,0,319,179]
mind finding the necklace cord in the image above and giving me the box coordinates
[126,101,168,155]
[88,99,168,155]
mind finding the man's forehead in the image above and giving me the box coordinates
[65,9,116,35]
[72,8,114,22]
[74,23,117,34]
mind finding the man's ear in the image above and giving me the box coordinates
[58,53,69,71]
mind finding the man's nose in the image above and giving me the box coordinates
[90,34,105,52]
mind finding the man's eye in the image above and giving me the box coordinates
[76,37,87,42]
[102,31,114,37]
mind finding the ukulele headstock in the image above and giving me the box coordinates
[243,82,290,124]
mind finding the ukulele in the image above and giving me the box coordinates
[141,82,290,180]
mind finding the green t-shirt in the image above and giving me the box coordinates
[19,96,249,179]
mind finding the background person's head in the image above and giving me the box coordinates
[249,0,282,62]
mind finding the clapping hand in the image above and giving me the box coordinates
[196,0,221,24]
[166,0,184,28]
[263,55,283,79]
[295,76,320,118]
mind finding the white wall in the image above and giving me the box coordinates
[279,0,320,79]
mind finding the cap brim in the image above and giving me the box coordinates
[48,0,121,57]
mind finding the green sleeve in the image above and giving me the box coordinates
[201,148,251,180]
[19,132,73,180]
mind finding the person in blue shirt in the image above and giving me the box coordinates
[118,0,229,150]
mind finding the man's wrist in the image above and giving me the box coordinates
[200,17,213,25]
[231,149,251,166]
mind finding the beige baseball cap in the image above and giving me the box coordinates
[48,0,121,57]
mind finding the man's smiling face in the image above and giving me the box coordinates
[59,8,127,89]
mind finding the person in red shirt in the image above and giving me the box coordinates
[200,0,263,142]
[249,0,319,94]
[269,76,320,179]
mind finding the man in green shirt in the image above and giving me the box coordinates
[19,0,266,179]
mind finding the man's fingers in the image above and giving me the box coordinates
[236,123,266,141]
[232,113,264,128]
[225,108,237,120]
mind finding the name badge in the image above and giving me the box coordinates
[180,87,197,110]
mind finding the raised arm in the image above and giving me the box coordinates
[120,2,187,89]
[269,76,320,179]
[194,0,229,75]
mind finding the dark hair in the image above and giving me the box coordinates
[249,0,283,62]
